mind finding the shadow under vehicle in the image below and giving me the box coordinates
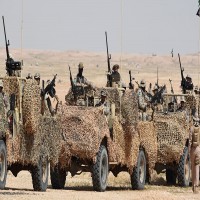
[50,85,158,192]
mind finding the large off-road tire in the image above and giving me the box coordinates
[166,169,176,185]
[177,147,190,187]
[92,145,108,192]
[0,140,7,189]
[131,149,146,190]
[50,163,67,189]
[31,157,49,191]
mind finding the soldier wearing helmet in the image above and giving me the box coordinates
[34,73,40,85]
[75,62,95,89]
[185,74,194,93]
[137,79,151,121]
[110,64,121,87]
[177,96,186,112]
[95,90,110,116]
[194,85,199,95]
[26,73,32,80]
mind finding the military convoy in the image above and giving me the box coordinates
[0,18,195,193]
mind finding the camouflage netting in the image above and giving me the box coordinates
[22,79,41,134]
[136,122,157,173]
[154,112,189,164]
[2,76,20,96]
[185,95,196,111]
[6,115,63,166]
[65,87,121,114]
[57,105,110,167]
[0,98,7,136]
[112,117,140,173]
[63,88,158,174]
[2,77,63,166]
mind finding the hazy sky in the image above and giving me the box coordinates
[0,0,199,54]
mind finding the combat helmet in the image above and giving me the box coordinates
[34,73,40,79]
[140,79,146,87]
[112,64,119,70]
[101,90,107,97]
[152,84,158,91]
[26,73,32,79]
[78,62,84,69]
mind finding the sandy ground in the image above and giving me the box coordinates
[0,171,199,200]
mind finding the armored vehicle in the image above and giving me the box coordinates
[0,16,61,191]
[153,93,192,186]
[50,85,158,192]
[0,77,61,191]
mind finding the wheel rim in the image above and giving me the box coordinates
[0,150,5,182]
[101,154,108,185]
[139,155,145,183]
[184,155,190,181]
[42,159,48,183]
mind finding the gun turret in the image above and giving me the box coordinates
[2,16,21,76]
[105,31,112,87]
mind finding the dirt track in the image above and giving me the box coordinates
[0,171,199,200]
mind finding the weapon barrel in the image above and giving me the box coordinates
[105,31,111,72]
[2,16,9,60]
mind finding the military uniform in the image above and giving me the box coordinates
[190,125,200,193]
[137,80,150,121]
[110,64,122,87]
[34,73,40,85]
[95,91,110,115]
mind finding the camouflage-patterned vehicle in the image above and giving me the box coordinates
[50,86,158,192]
[153,93,193,187]
[0,77,62,191]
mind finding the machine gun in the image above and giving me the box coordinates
[43,74,57,98]
[135,81,153,99]
[150,85,166,104]
[69,66,77,101]
[2,16,21,76]
[178,53,186,94]
[129,70,134,89]
[105,31,112,87]
[169,79,177,103]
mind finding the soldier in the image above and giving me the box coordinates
[194,85,199,95]
[137,79,150,121]
[190,116,200,194]
[185,74,194,93]
[34,73,40,85]
[177,96,186,112]
[110,64,121,87]
[151,84,163,111]
[75,62,95,89]
[26,73,32,79]
[95,90,110,116]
